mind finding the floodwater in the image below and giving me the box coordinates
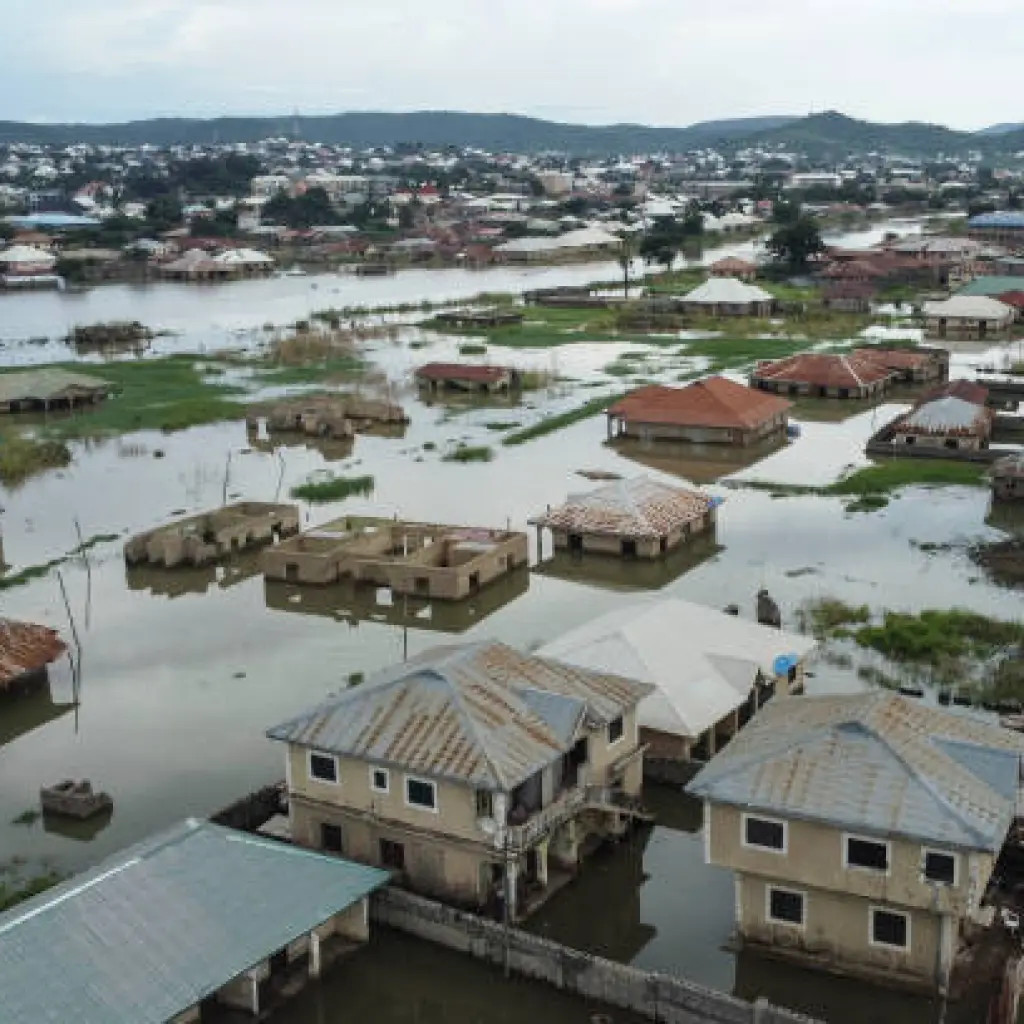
[1,215,1018,1024]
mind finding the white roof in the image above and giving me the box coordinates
[922,295,1014,320]
[683,276,773,305]
[902,396,987,433]
[495,224,620,254]
[0,244,54,265]
[538,598,815,740]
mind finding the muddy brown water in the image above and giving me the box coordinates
[1,220,1019,1024]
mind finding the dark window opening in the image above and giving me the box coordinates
[769,888,804,925]
[608,716,624,744]
[621,539,638,558]
[872,909,908,948]
[745,816,785,850]
[320,823,343,852]
[847,837,888,871]
[924,851,955,884]
[310,753,337,782]
[380,839,405,870]
[407,778,436,809]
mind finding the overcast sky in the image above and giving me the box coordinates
[2,0,1021,129]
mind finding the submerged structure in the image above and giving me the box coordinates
[0,368,110,413]
[124,502,299,568]
[529,476,715,560]
[246,396,355,440]
[261,516,528,599]
[414,362,521,393]
[992,452,1024,501]
[0,618,66,693]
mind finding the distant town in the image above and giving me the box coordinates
[1,110,1024,1024]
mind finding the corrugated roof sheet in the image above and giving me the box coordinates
[922,295,1014,320]
[0,369,109,406]
[900,396,990,434]
[687,692,1024,851]
[267,641,652,791]
[608,377,791,430]
[527,476,711,539]
[683,277,774,305]
[968,212,1024,229]
[752,352,894,390]
[0,819,389,1024]
[539,599,816,739]
[0,618,66,689]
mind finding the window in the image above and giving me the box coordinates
[370,767,390,794]
[475,790,494,818]
[309,751,338,784]
[767,887,805,927]
[320,823,343,853]
[870,907,910,950]
[608,716,625,745]
[743,814,787,853]
[405,776,437,811]
[923,849,957,885]
[845,835,889,873]
[380,839,405,870]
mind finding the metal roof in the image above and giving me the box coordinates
[687,692,1024,852]
[922,295,1014,320]
[539,598,815,740]
[0,618,66,690]
[267,641,652,791]
[968,211,1024,229]
[957,276,1024,297]
[682,277,774,305]
[0,819,389,1024]
[528,476,711,540]
[0,368,110,406]
[900,396,989,435]
[752,352,894,390]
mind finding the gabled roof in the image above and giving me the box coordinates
[539,599,815,739]
[608,377,791,430]
[752,352,894,390]
[682,276,774,305]
[267,641,652,791]
[0,819,389,1024]
[687,692,1024,851]
[922,295,1014,320]
[0,368,110,406]
[900,396,990,435]
[527,476,711,540]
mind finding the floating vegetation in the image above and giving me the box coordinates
[290,474,375,502]
[442,445,494,463]
[503,394,623,447]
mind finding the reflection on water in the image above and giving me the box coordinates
[533,533,723,592]
[245,431,356,463]
[125,550,265,598]
[264,566,530,634]
[609,435,788,485]
[42,805,113,843]
[0,681,74,748]
[987,500,1024,536]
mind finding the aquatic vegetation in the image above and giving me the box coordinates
[855,609,1024,665]
[0,434,71,486]
[457,342,488,356]
[503,393,623,447]
[802,598,871,637]
[442,445,494,463]
[290,474,375,502]
[0,872,63,912]
[0,532,121,591]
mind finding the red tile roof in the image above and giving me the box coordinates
[709,256,757,274]
[857,347,936,371]
[414,362,511,384]
[608,377,790,430]
[0,619,66,690]
[752,352,894,390]
[998,290,1024,309]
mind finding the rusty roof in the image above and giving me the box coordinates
[751,352,895,390]
[688,692,1024,852]
[856,347,936,371]
[918,379,989,406]
[528,476,711,539]
[414,362,511,384]
[608,377,790,431]
[0,619,66,690]
[266,641,652,791]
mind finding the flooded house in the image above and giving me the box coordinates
[858,346,949,384]
[922,295,1015,340]
[821,281,876,312]
[414,362,520,393]
[750,352,896,400]
[529,476,715,560]
[606,377,791,446]
[261,516,528,599]
[0,618,66,693]
[539,598,816,779]
[708,257,758,281]
[992,453,1024,500]
[0,368,110,413]
[246,396,355,441]
[124,502,300,568]
[0,818,388,1021]
[677,277,775,317]
[266,640,653,921]
[892,396,994,452]
[688,692,1024,995]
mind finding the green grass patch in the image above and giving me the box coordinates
[802,598,871,636]
[503,393,623,447]
[10,809,40,826]
[457,342,488,356]
[0,433,71,486]
[290,474,374,502]
[0,872,63,912]
[854,609,1024,665]
[680,336,822,373]
[825,461,988,496]
[251,355,363,385]
[442,445,494,463]
[604,361,636,376]
[0,532,120,591]
[483,421,520,431]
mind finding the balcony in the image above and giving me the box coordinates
[504,785,586,853]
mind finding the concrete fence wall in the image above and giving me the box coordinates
[371,887,819,1024]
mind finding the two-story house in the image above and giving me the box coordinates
[687,692,1024,994]
[267,641,653,920]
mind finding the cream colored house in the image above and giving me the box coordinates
[267,641,653,921]
[687,693,1024,994]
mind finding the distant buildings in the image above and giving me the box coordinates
[967,210,1024,244]
[688,693,1024,994]
[750,352,894,400]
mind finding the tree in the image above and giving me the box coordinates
[145,194,183,232]
[768,215,824,273]
[263,187,338,229]
[618,237,636,298]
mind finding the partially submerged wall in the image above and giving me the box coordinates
[371,887,819,1024]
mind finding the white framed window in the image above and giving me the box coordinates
[370,766,390,794]
[405,775,438,812]
[766,885,805,928]
[607,715,624,745]
[844,833,890,874]
[742,813,787,854]
[869,906,911,951]
[922,848,957,886]
[308,750,339,784]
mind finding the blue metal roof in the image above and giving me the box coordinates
[4,213,101,229]
[0,819,389,1024]
[968,211,1024,229]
